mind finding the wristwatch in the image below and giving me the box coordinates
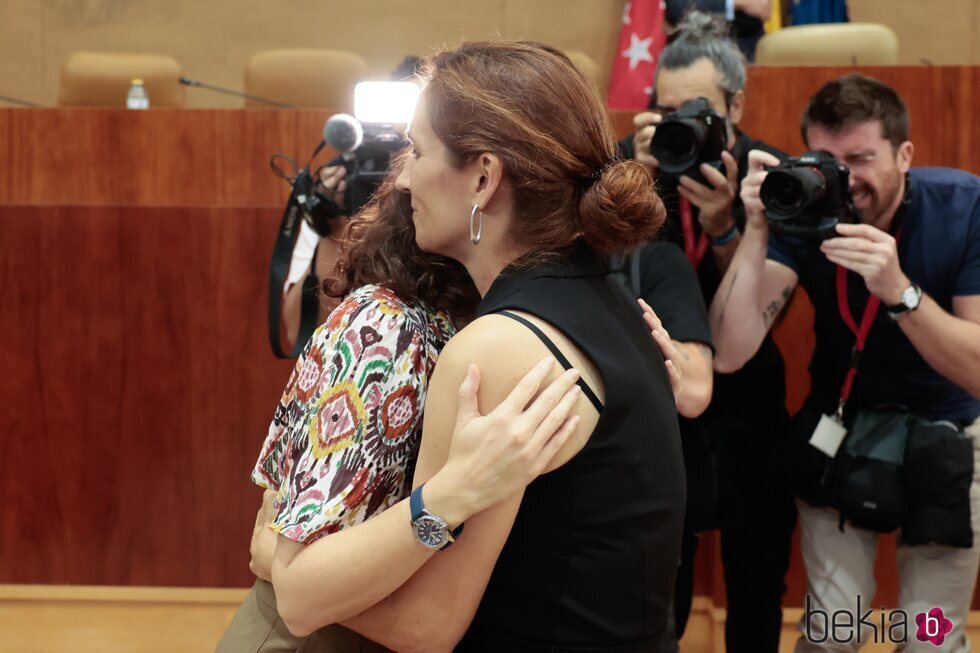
[886,283,922,319]
[410,484,463,550]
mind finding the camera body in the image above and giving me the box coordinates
[650,97,727,184]
[760,150,855,240]
[342,123,406,219]
[296,124,405,238]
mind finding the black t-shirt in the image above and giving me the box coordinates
[627,240,713,347]
[620,129,788,415]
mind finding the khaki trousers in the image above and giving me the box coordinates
[215,579,391,653]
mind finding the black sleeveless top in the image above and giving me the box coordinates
[456,242,686,652]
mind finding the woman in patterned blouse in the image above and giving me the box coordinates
[217,148,585,652]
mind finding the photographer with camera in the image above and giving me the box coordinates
[618,12,794,653]
[280,165,349,349]
[711,73,980,652]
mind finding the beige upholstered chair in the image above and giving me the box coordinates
[58,52,185,107]
[244,49,369,109]
[755,23,899,65]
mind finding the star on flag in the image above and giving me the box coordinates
[606,0,667,110]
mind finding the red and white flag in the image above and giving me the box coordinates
[607,0,667,110]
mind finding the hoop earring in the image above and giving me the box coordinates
[469,204,483,245]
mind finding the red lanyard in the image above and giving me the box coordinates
[835,265,880,405]
[835,227,903,408]
[680,196,709,268]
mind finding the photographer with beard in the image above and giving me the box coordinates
[711,73,980,652]
[618,12,794,653]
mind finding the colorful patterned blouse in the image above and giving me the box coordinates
[252,284,455,544]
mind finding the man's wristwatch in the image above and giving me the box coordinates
[886,283,922,319]
[410,484,464,550]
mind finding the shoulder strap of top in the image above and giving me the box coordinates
[495,310,603,412]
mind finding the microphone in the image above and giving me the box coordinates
[179,76,296,109]
[323,113,364,154]
[0,95,41,107]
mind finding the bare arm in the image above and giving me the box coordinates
[270,350,582,642]
[338,317,601,650]
[248,490,278,582]
[710,150,799,373]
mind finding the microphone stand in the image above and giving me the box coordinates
[179,77,296,109]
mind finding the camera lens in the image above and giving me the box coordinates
[651,120,707,175]
[761,167,827,218]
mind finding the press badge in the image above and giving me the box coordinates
[809,414,848,458]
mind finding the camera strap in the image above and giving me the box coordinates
[834,226,904,415]
[679,196,709,268]
[267,185,322,359]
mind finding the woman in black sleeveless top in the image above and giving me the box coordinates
[267,41,685,652]
[382,41,682,651]
[454,243,686,652]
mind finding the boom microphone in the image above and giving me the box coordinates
[323,114,364,154]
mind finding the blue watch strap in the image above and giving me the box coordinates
[409,484,425,522]
[410,483,464,540]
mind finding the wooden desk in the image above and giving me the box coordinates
[1,68,977,604]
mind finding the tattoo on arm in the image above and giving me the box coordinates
[761,286,793,328]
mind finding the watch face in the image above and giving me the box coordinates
[414,514,448,549]
[902,285,921,309]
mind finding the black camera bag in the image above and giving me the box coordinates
[902,418,974,548]
[825,407,909,533]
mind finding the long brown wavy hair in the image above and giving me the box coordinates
[420,40,666,258]
[324,152,479,321]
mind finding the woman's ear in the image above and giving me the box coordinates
[473,152,504,210]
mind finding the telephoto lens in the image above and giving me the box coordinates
[650,97,727,182]
[760,150,854,239]
[760,167,828,219]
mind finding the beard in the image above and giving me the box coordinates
[854,168,905,229]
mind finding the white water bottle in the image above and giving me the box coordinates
[126,78,149,109]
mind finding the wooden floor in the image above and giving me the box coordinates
[2,586,978,652]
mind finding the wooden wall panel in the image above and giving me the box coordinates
[0,108,337,207]
[0,205,293,587]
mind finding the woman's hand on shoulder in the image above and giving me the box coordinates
[419,327,584,525]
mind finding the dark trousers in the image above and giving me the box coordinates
[663,410,798,653]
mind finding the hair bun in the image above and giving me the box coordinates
[577,160,665,254]
[674,10,731,41]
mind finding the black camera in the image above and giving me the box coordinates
[291,117,405,239]
[341,122,406,219]
[760,151,856,239]
[650,97,727,183]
